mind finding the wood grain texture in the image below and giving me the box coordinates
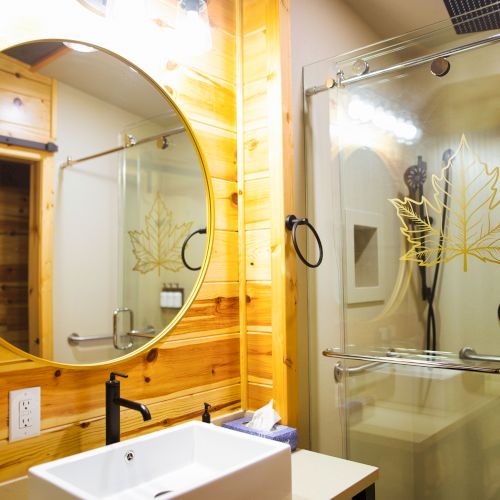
[244,127,268,177]
[205,229,239,282]
[248,381,273,410]
[245,175,271,230]
[191,121,236,181]
[248,332,272,383]
[172,282,239,337]
[240,0,297,425]
[0,335,240,440]
[246,281,272,331]
[0,382,241,482]
[267,0,297,427]
[213,178,238,231]
[246,229,271,281]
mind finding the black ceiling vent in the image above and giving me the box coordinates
[443,0,500,33]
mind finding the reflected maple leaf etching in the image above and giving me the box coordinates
[129,192,193,274]
[390,135,499,272]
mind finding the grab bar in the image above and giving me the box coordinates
[113,308,134,350]
[334,360,385,382]
[68,327,156,345]
[127,327,156,339]
[459,347,500,363]
[67,333,113,345]
[323,348,500,374]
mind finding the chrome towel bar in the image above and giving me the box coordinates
[67,333,113,345]
[334,360,385,382]
[459,347,500,363]
[323,348,500,374]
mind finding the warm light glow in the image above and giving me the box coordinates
[175,1,212,58]
[347,95,420,144]
[63,42,97,53]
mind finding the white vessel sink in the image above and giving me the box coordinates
[28,421,291,499]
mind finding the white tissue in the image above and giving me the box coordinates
[246,399,281,431]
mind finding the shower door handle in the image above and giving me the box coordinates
[113,308,134,350]
[459,347,500,363]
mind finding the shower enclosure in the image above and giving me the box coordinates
[304,7,500,500]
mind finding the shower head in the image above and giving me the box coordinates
[404,155,427,197]
[442,0,500,34]
[442,148,454,164]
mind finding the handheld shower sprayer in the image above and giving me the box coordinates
[403,150,453,352]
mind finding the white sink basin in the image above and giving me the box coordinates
[28,421,291,499]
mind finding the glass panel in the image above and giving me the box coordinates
[304,6,500,498]
[346,365,500,500]
[119,115,206,351]
[333,21,500,363]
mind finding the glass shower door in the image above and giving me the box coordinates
[305,8,500,500]
[118,114,206,351]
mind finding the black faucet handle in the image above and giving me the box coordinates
[109,372,128,381]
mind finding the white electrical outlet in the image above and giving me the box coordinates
[9,387,41,442]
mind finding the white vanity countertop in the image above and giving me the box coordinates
[291,449,378,500]
[0,451,378,500]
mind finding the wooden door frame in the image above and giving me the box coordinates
[0,145,53,359]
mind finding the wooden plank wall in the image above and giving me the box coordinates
[241,0,297,424]
[0,161,30,353]
[0,0,241,481]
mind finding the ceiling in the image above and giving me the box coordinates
[4,42,176,121]
[343,0,451,39]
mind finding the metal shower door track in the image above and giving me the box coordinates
[305,32,500,95]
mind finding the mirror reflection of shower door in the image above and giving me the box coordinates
[305,13,500,500]
[119,117,206,351]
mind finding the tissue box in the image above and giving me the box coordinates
[222,417,298,451]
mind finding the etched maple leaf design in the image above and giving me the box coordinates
[129,192,194,274]
[390,135,499,272]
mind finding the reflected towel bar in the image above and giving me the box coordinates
[323,348,500,374]
[60,127,185,169]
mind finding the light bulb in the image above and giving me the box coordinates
[175,1,212,57]
[63,42,97,53]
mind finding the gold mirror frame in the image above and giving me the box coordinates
[0,38,215,369]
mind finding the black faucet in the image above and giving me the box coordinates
[106,372,152,445]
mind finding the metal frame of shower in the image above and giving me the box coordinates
[60,126,185,168]
[305,32,500,95]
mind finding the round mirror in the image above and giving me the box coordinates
[0,39,213,366]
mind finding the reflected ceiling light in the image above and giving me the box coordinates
[347,95,420,144]
[175,0,212,57]
[63,42,97,53]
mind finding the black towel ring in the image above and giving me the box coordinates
[285,215,323,268]
[181,228,207,271]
